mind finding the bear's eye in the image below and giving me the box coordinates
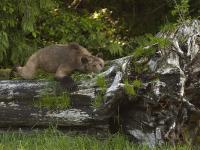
[99,64,103,67]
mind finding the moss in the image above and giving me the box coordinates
[0,68,11,79]
[36,91,71,109]
[71,71,94,81]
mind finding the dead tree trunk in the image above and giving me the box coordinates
[1,20,200,147]
[0,56,129,133]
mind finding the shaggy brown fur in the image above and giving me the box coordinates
[15,43,104,80]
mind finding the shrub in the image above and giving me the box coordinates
[0,1,124,67]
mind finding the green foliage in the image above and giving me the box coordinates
[0,128,193,149]
[124,80,136,96]
[160,23,178,32]
[34,70,55,80]
[133,79,142,88]
[0,1,123,67]
[96,75,107,92]
[133,34,171,59]
[70,0,199,37]
[90,8,124,56]
[0,0,198,68]
[37,9,123,58]
[0,31,8,63]
[124,79,142,96]
[171,0,190,23]
[125,35,170,97]
[92,93,105,108]
[160,0,191,33]
[0,0,55,66]
[92,75,107,108]
[37,91,71,109]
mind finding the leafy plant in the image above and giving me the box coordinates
[133,34,171,59]
[37,9,123,59]
[133,79,142,88]
[171,0,190,23]
[92,75,107,108]
[91,93,105,108]
[124,80,135,96]
[0,1,125,67]
[124,79,142,96]
[34,69,55,80]
[160,0,191,33]
[0,0,55,66]
[160,22,178,32]
[96,75,107,92]
[0,31,9,63]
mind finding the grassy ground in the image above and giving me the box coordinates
[0,129,192,150]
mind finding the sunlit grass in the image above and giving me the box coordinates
[0,129,192,150]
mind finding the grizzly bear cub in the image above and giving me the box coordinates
[11,43,104,90]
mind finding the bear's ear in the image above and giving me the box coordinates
[81,56,89,64]
[96,52,103,59]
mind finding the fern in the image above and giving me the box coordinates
[108,41,123,56]
[92,75,107,108]
[124,79,142,96]
[171,0,190,23]
[160,23,178,32]
[96,75,107,92]
[0,0,54,65]
[133,34,170,59]
[124,79,136,96]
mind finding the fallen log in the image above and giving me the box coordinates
[1,20,200,147]
[0,80,107,130]
[0,55,129,132]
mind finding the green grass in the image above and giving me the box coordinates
[0,129,192,150]
[124,79,142,96]
[91,75,107,108]
[36,92,71,109]
[91,93,105,108]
